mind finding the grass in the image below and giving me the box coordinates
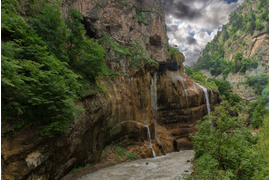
[99,33,132,56]
[133,8,155,25]
[69,163,93,174]
[127,153,139,160]
[130,56,159,68]
[193,79,219,92]
[116,147,127,156]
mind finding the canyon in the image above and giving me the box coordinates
[1,0,219,179]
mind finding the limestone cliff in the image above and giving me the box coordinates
[1,0,219,179]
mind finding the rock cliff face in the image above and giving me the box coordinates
[157,69,219,150]
[196,0,268,100]
[201,61,268,101]
[1,0,219,179]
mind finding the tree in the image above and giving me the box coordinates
[65,8,107,81]
[183,101,268,180]
[27,1,69,62]
[1,0,106,137]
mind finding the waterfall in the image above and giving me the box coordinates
[177,74,188,105]
[137,122,141,133]
[211,90,215,104]
[161,126,174,139]
[146,125,156,158]
[171,72,176,83]
[150,73,158,120]
[196,83,212,126]
[155,132,165,155]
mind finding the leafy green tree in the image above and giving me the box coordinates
[1,0,107,137]
[65,8,107,81]
[184,66,194,76]
[1,2,83,137]
[256,22,264,31]
[246,73,268,95]
[248,85,269,128]
[184,101,268,180]
[27,1,69,62]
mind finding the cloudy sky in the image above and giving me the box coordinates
[162,0,244,66]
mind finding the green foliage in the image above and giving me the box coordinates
[185,67,218,91]
[184,66,194,76]
[207,78,242,106]
[1,0,107,137]
[256,114,269,165]
[99,34,158,68]
[27,1,68,62]
[246,73,268,95]
[223,30,229,41]
[248,85,269,128]
[228,93,242,106]
[130,55,159,68]
[195,0,268,75]
[236,56,258,73]
[168,46,184,56]
[116,148,127,157]
[127,153,139,160]
[99,33,131,56]
[183,101,268,180]
[69,163,93,174]
[133,8,154,25]
[65,8,107,81]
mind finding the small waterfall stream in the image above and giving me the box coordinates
[137,122,141,133]
[177,74,188,105]
[171,72,176,83]
[211,90,215,104]
[146,125,156,158]
[149,73,166,155]
[196,83,213,126]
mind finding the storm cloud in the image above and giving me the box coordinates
[163,0,244,66]
[186,36,197,45]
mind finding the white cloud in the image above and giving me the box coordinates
[163,0,244,66]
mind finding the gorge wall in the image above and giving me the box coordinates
[195,0,269,101]
[1,0,219,179]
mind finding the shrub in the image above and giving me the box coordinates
[1,0,106,137]
[116,148,127,157]
[69,163,93,174]
[131,56,159,68]
[246,73,268,95]
[127,153,139,160]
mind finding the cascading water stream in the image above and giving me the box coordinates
[171,72,176,83]
[154,124,165,155]
[196,83,213,126]
[211,90,215,104]
[177,74,188,105]
[146,125,156,158]
[137,122,141,133]
[149,73,166,155]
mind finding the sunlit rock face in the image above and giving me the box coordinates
[156,56,219,150]
[1,0,219,180]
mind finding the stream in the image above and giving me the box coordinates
[78,150,195,180]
